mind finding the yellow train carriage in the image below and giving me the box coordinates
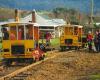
[60,25,83,51]
[1,22,41,65]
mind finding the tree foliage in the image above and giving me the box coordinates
[52,7,80,24]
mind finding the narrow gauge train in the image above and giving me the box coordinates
[0,22,45,65]
[60,25,84,51]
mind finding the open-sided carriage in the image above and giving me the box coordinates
[0,22,45,65]
[60,25,83,51]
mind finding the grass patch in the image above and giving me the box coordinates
[0,43,2,49]
[50,38,60,47]
[39,38,60,48]
[90,74,100,80]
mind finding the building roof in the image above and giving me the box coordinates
[0,10,66,27]
[20,11,66,27]
[95,22,100,26]
[0,22,9,25]
[0,21,38,26]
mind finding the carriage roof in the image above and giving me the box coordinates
[63,24,83,28]
[0,22,39,27]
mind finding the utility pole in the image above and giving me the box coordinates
[89,0,94,34]
[90,0,94,27]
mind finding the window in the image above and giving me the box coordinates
[74,27,78,35]
[18,26,24,40]
[1,27,9,40]
[10,27,17,40]
[26,25,33,40]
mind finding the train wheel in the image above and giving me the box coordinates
[25,58,35,64]
[75,46,79,50]
[30,58,35,64]
[68,46,71,50]
[5,59,12,66]
[60,46,63,51]
[60,46,65,51]
[63,47,66,51]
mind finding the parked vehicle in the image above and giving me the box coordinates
[60,25,83,51]
[1,22,45,65]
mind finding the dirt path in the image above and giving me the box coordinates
[2,50,99,80]
[25,50,100,80]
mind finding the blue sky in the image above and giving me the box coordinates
[0,0,99,13]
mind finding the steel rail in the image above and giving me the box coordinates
[0,50,75,80]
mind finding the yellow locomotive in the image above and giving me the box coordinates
[1,22,45,65]
[60,25,83,51]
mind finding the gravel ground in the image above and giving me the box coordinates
[0,66,26,77]
[26,50,100,80]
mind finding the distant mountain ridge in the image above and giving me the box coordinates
[0,0,100,13]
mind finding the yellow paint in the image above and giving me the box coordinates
[60,25,83,47]
[25,40,34,48]
[2,40,35,58]
[2,23,36,59]
[2,40,11,49]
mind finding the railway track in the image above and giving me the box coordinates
[0,64,30,78]
[0,66,24,76]
[0,50,75,80]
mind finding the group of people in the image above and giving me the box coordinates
[87,30,100,52]
[2,27,32,40]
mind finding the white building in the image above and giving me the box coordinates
[1,10,66,38]
[20,10,66,38]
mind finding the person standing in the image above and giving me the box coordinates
[2,27,9,40]
[87,31,93,52]
[94,31,99,52]
[46,32,51,47]
[97,30,100,52]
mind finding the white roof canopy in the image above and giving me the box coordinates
[20,11,66,27]
[0,10,66,27]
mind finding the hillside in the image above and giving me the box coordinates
[0,8,30,21]
[0,8,14,21]
[0,0,100,13]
